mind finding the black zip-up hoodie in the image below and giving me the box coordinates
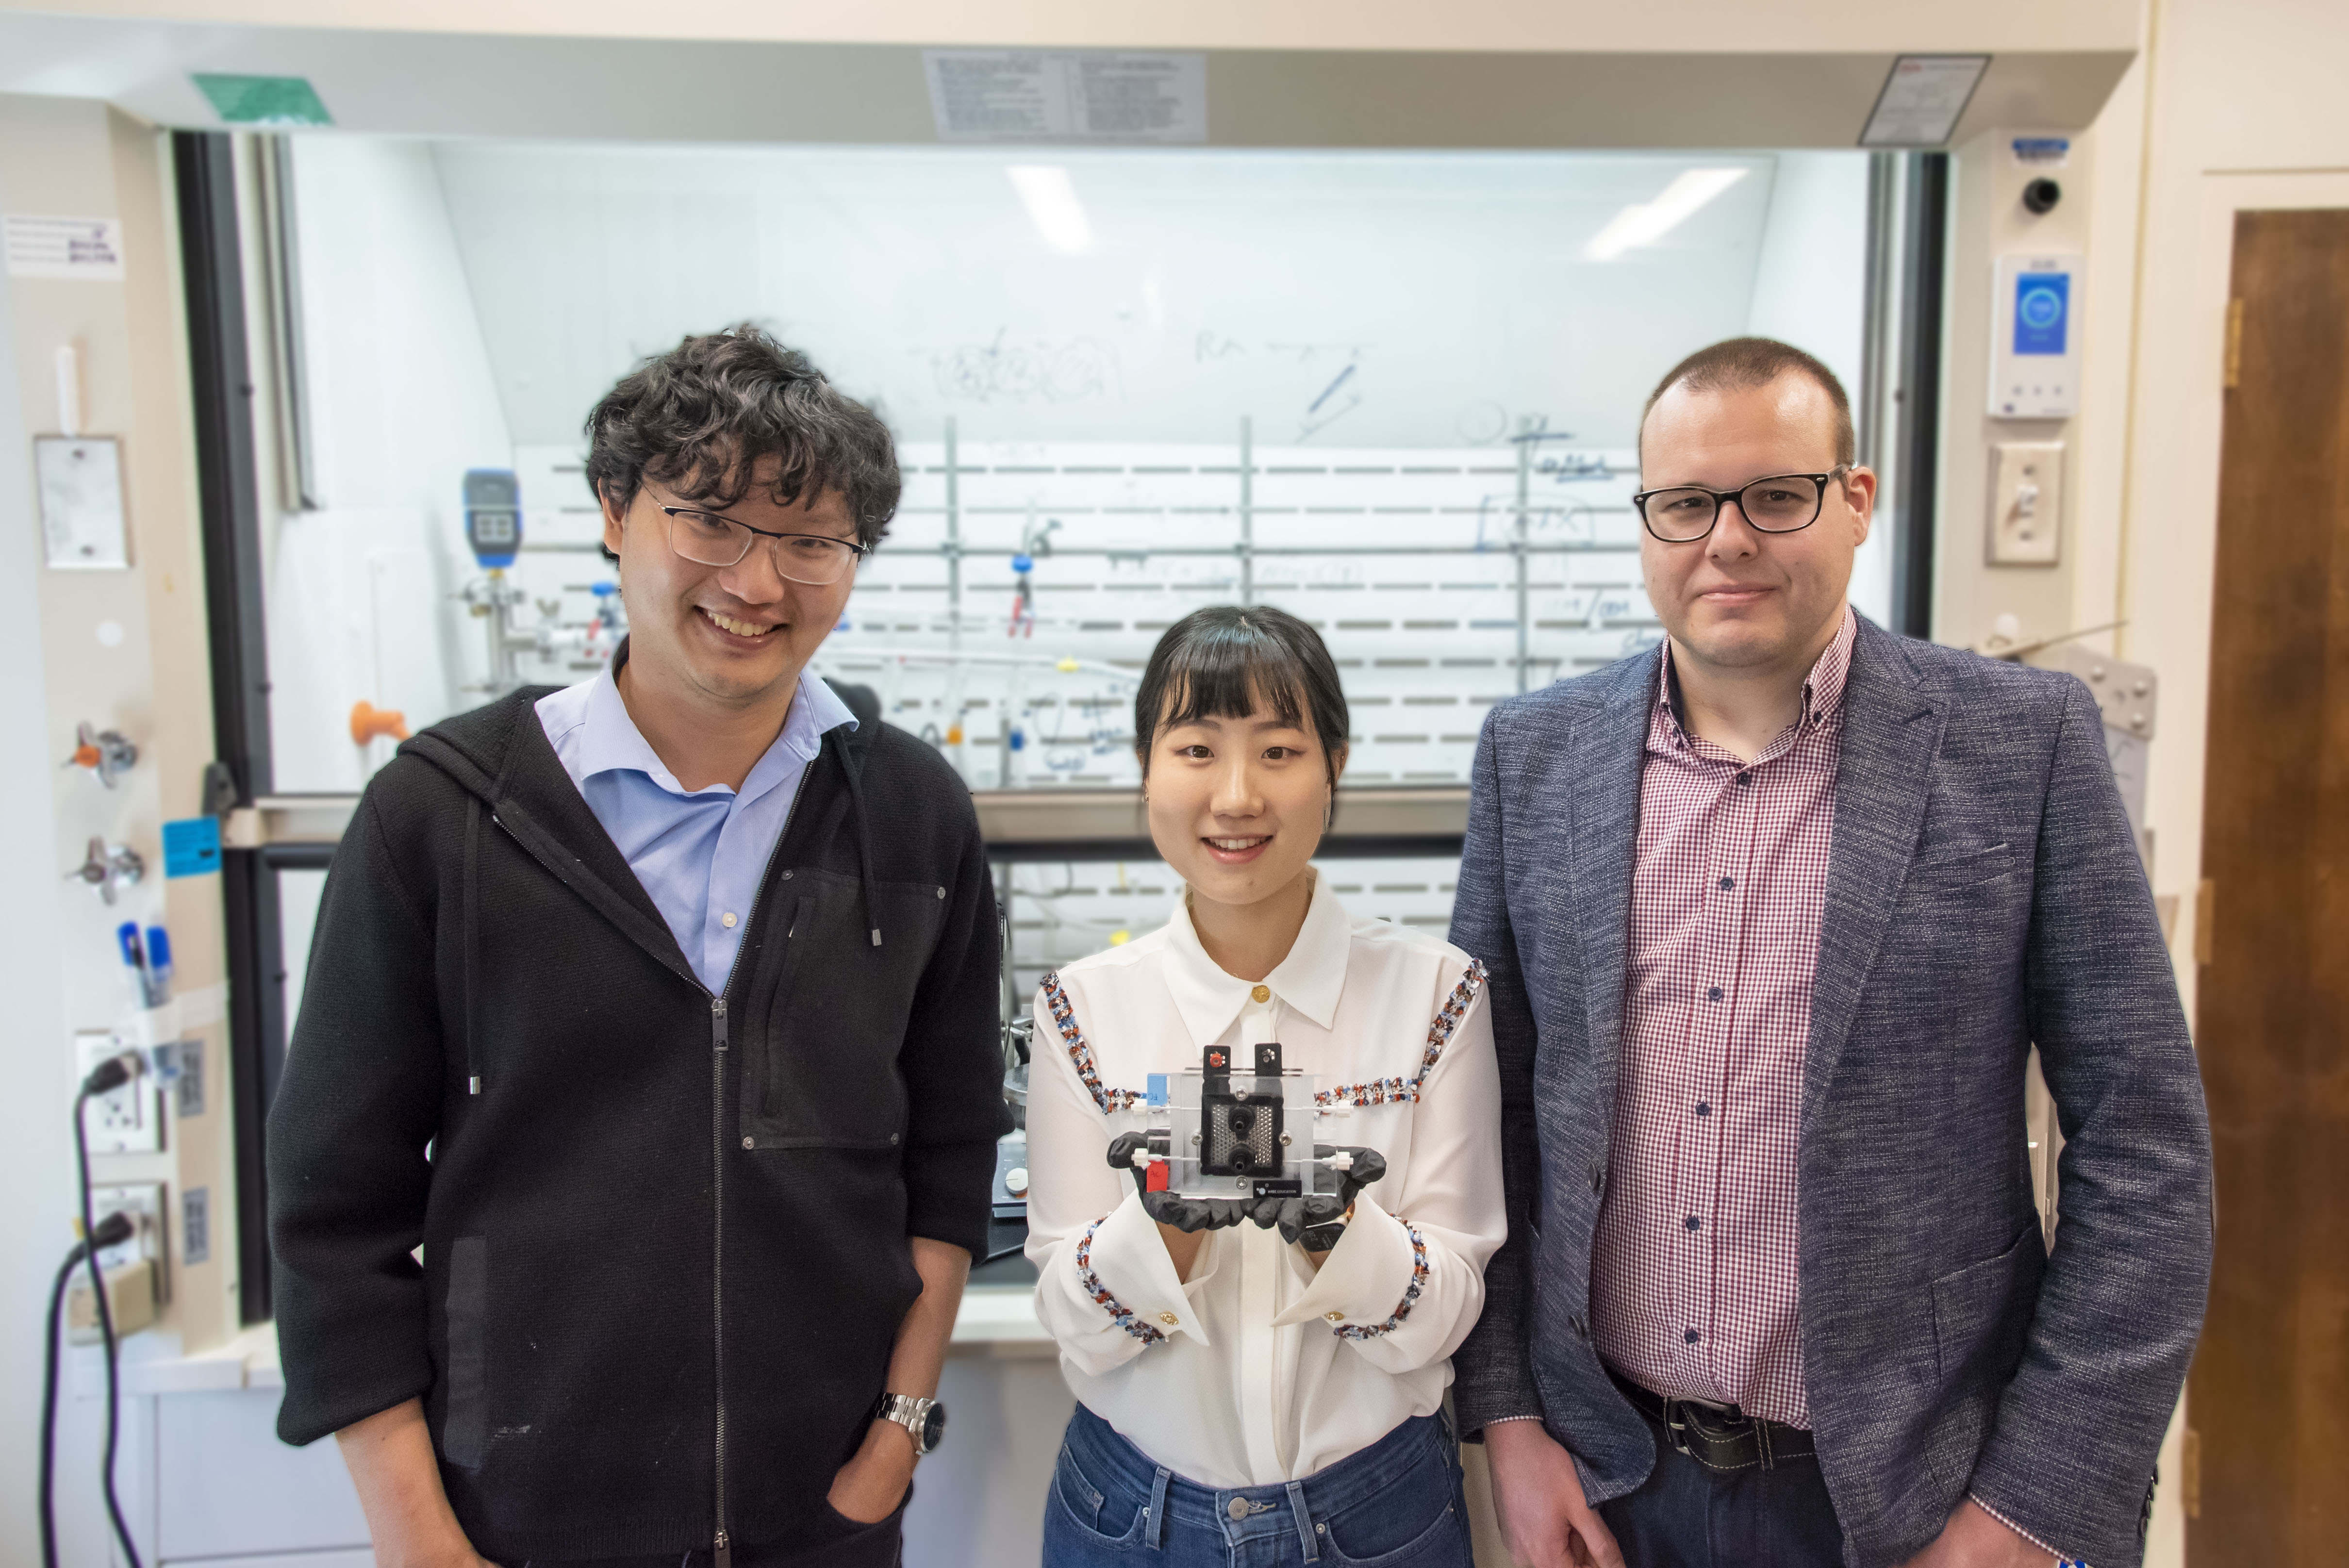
[267,678,1008,1562]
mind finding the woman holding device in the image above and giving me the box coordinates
[1026,606,1503,1567]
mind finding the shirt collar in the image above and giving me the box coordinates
[1655,604,1858,752]
[1158,869,1353,1044]
[577,656,858,803]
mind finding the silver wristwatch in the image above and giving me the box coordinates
[871,1392,946,1455]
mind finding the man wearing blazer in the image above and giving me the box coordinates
[1451,338,2211,1568]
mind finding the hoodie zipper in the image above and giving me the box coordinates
[708,758,816,1568]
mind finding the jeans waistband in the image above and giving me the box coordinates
[1064,1403,1452,1543]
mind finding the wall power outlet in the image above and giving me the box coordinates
[89,1181,169,1304]
[73,1030,159,1155]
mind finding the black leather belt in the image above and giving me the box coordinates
[1608,1368,1817,1472]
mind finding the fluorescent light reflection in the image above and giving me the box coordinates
[1006,165,1095,254]
[1583,167,1749,261]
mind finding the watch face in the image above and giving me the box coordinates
[921,1402,947,1450]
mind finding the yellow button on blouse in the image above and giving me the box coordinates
[1250,984,1272,1004]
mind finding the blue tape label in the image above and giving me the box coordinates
[163,816,223,878]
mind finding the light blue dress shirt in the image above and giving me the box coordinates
[536,661,858,993]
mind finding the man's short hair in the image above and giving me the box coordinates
[585,324,901,559]
[1640,336,1855,467]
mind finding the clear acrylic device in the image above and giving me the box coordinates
[1138,1043,1345,1200]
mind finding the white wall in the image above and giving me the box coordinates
[1744,154,1867,390]
[266,135,513,790]
[1741,150,1887,625]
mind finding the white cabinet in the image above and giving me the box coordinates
[155,1388,368,1562]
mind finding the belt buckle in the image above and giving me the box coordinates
[1661,1402,1689,1458]
[1664,1396,1757,1469]
[1660,1399,1708,1460]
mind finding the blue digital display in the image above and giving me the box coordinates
[2014,272,2069,356]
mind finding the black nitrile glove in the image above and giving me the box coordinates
[1143,1192,1258,1232]
[1106,1131,1255,1232]
[1257,1146,1388,1248]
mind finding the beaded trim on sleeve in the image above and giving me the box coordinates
[1075,1219,1167,1346]
[1041,969,1143,1114]
[1316,959,1487,1108]
[1332,1222,1430,1341]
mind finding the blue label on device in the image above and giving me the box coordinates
[2014,272,2069,355]
[163,816,222,877]
[1146,1073,1168,1107]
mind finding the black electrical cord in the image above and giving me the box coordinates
[38,1056,147,1568]
[40,1210,131,1568]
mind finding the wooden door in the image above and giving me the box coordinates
[2189,207,2349,1564]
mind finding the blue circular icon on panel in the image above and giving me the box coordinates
[2019,286,2064,330]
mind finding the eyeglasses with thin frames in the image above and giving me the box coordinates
[647,493,870,585]
[1631,466,1854,544]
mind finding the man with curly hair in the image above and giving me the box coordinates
[270,326,1007,1567]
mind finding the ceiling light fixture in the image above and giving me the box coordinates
[1006,165,1094,255]
[1583,167,1750,261]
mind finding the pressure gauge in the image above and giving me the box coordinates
[464,469,523,567]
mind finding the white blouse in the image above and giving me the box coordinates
[1024,872,1506,1488]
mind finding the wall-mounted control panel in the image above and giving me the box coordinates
[1989,252,2083,418]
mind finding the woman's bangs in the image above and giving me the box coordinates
[1158,631,1310,733]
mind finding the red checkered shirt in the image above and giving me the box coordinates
[1588,606,1856,1429]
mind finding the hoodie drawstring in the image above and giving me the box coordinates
[834,734,884,948]
[463,795,483,1093]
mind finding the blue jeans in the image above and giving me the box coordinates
[1598,1404,1844,1568]
[1042,1403,1472,1568]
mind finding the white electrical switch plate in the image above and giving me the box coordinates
[75,1030,159,1154]
[1988,441,2065,564]
[1989,254,2083,419]
[35,435,129,569]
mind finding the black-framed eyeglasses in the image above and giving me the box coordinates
[652,500,870,585]
[1631,466,1853,544]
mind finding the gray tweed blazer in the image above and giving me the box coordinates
[1448,614,2211,1568]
